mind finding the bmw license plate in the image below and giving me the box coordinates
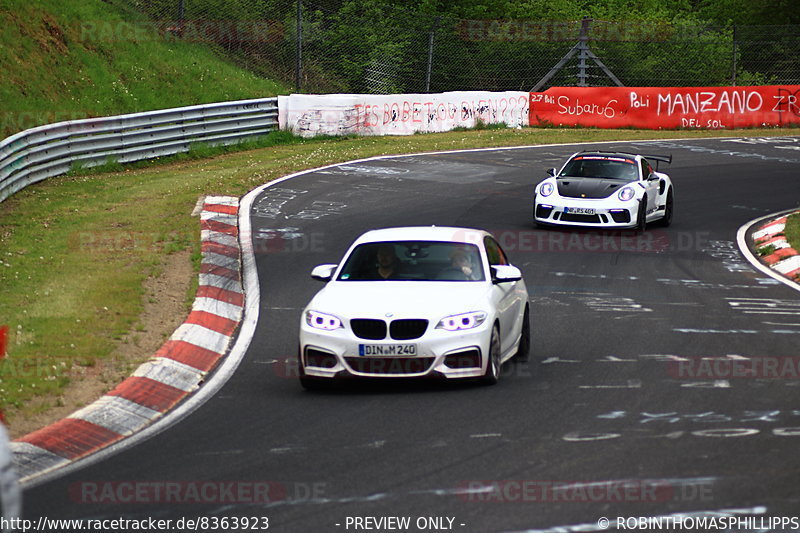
[564,207,595,215]
[359,344,417,356]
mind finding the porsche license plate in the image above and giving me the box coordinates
[359,344,417,356]
[565,207,595,215]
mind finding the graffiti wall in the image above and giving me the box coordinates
[529,86,800,129]
[278,92,530,137]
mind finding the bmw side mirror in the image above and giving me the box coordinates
[491,265,523,284]
[311,264,337,282]
[547,168,557,177]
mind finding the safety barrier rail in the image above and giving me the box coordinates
[0,98,279,203]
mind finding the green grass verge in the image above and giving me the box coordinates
[0,126,794,425]
[0,0,287,138]
[784,212,800,266]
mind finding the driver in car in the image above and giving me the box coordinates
[368,244,403,280]
[447,248,478,280]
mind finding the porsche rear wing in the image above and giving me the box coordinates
[642,153,672,171]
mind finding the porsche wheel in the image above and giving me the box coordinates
[636,197,647,233]
[660,189,673,227]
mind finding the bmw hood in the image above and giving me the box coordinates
[556,177,627,199]
[306,281,492,320]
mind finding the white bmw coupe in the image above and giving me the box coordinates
[298,226,530,388]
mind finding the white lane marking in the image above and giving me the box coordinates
[674,328,759,334]
[640,354,690,362]
[675,328,800,334]
[579,380,641,389]
[542,357,580,364]
[597,411,627,419]
[562,432,621,442]
[679,380,731,388]
[691,428,760,438]
[726,297,800,316]
[598,356,637,362]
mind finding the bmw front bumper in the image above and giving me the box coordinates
[299,317,493,380]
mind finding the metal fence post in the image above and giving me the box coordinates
[577,16,591,87]
[296,0,303,92]
[731,24,738,86]
[425,16,441,93]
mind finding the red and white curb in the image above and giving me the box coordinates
[10,196,243,483]
[752,214,800,281]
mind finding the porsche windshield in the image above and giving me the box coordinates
[559,155,639,181]
[337,241,485,281]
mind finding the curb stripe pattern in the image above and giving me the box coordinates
[753,214,800,280]
[10,196,243,482]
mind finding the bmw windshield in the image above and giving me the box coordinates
[337,241,485,282]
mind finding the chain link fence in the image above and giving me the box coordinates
[124,0,800,93]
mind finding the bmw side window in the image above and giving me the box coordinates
[497,243,509,265]
[484,237,509,266]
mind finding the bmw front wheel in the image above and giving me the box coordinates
[481,324,502,385]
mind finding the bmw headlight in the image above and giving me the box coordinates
[306,310,343,330]
[618,187,635,201]
[539,182,555,197]
[436,311,488,331]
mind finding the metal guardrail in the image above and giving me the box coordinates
[0,97,279,203]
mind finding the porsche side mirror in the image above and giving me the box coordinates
[547,168,557,177]
[311,264,337,282]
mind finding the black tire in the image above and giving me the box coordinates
[480,324,502,385]
[299,375,330,391]
[636,197,647,233]
[514,306,530,362]
[298,349,330,391]
[659,189,674,227]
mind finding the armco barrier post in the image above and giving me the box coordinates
[0,324,6,358]
[0,325,6,422]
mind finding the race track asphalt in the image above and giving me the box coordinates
[23,136,800,532]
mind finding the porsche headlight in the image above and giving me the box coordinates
[618,187,635,201]
[436,311,488,331]
[306,310,343,330]
[539,182,554,197]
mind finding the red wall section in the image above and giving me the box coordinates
[529,86,800,129]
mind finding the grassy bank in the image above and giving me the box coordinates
[0,0,286,138]
[785,213,800,266]
[0,126,795,432]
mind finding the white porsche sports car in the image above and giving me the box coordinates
[533,151,673,230]
[298,226,530,388]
